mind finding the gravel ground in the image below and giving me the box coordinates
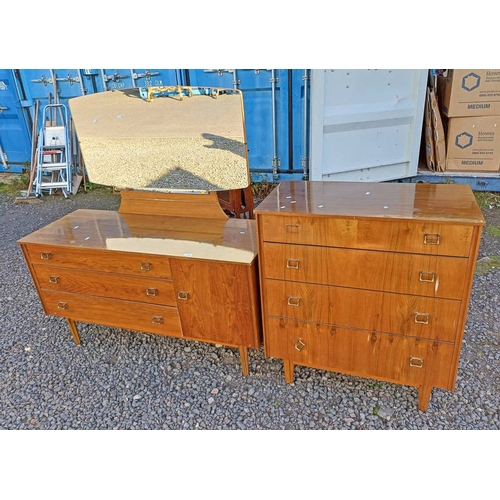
[0,187,499,431]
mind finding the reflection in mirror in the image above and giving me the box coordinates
[69,86,250,192]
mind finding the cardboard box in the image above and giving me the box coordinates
[438,69,500,117]
[445,115,500,172]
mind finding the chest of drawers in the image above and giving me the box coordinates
[255,181,485,410]
[18,191,262,375]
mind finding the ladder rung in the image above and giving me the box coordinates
[39,182,70,188]
[40,163,67,169]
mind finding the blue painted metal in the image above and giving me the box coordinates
[2,68,500,191]
[0,69,32,172]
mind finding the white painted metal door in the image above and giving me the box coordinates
[309,69,427,182]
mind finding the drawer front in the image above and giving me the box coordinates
[22,244,172,279]
[39,290,182,337]
[261,242,468,300]
[32,265,176,306]
[265,318,454,390]
[259,215,473,257]
[264,280,460,343]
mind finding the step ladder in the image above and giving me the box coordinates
[34,104,72,197]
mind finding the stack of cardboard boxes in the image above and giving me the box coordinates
[438,69,500,172]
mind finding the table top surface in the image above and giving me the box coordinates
[255,181,486,224]
[18,209,258,264]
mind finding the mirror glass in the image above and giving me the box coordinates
[69,86,249,192]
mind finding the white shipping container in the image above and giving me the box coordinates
[309,69,427,182]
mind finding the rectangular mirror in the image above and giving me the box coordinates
[69,86,250,192]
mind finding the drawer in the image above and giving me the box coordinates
[261,242,469,300]
[21,243,172,279]
[32,265,176,306]
[258,215,474,257]
[264,280,461,343]
[39,290,182,337]
[264,318,455,390]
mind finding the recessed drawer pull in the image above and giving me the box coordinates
[140,261,152,271]
[286,258,299,269]
[419,271,435,283]
[177,291,189,300]
[414,312,429,324]
[286,224,299,230]
[146,287,158,296]
[409,356,424,368]
[57,301,67,309]
[295,339,306,352]
[49,276,59,284]
[40,252,51,260]
[424,233,440,245]
[151,315,163,325]
[287,296,301,307]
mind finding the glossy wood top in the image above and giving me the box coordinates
[255,181,486,225]
[18,209,258,264]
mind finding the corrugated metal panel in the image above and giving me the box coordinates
[0,69,32,172]
[309,69,427,182]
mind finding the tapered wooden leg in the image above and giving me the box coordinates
[238,346,249,376]
[284,359,295,383]
[66,318,81,345]
[418,384,433,411]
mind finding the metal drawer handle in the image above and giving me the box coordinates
[414,312,429,324]
[151,315,163,325]
[424,233,440,245]
[177,291,189,300]
[146,287,158,297]
[49,276,59,284]
[295,339,306,352]
[40,252,51,260]
[140,261,152,271]
[287,296,301,307]
[286,258,299,269]
[57,301,67,309]
[419,271,435,283]
[409,356,424,368]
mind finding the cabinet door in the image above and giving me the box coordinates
[170,259,261,348]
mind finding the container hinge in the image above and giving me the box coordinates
[270,76,279,83]
[301,157,309,179]
[272,157,280,180]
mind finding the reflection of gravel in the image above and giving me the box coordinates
[1,189,499,430]
[80,136,248,191]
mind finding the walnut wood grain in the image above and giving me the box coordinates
[261,242,468,300]
[39,290,183,337]
[170,258,261,349]
[264,279,461,342]
[22,243,173,279]
[32,265,177,306]
[265,318,455,392]
[255,181,486,224]
[119,190,228,219]
[259,215,474,257]
[256,180,485,411]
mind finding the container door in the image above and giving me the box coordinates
[186,69,307,178]
[0,69,32,172]
[309,69,427,182]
